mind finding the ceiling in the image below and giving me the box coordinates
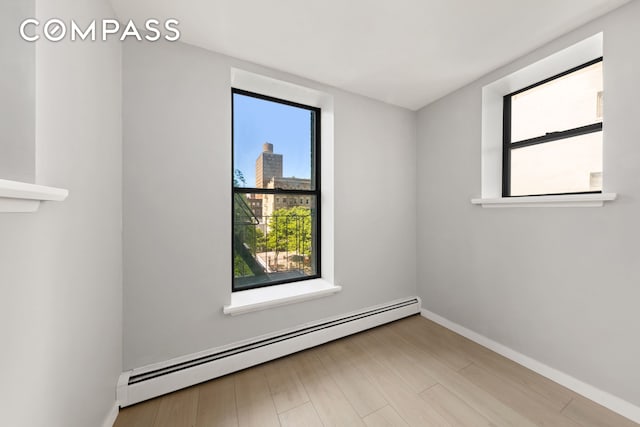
[111,0,630,110]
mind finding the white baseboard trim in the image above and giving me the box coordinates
[420,308,640,424]
[102,403,119,427]
[118,297,421,407]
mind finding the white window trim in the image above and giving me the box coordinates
[0,178,68,213]
[225,68,336,315]
[471,192,616,208]
[224,279,341,316]
[473,32,615,208]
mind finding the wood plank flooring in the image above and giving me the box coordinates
[114,315,638,427]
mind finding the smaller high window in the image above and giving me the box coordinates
[503,58,603,197]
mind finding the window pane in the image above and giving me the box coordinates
[510,132,602,196]
[233,92,316,190]
[233,194,318,290]
[511,61,602,142]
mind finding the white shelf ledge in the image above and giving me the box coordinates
[0,179,69,213]
[224,279,342,316]
[471,193,617,208]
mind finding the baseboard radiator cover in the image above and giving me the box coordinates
[118,297,421,407]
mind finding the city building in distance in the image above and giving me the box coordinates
[250,142,311,219]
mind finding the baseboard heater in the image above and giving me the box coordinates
[117,297,420,407]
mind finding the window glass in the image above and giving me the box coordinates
[511,61,602,143]
[233,93,316,190]
[510,133,602,196]
[232,90,320,291]
[234,196,318,289]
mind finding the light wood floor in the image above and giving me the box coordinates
[114,315,638,427]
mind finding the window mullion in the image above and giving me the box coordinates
[510,122,603,149]
[234,188,318,197]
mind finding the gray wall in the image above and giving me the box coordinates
[123,41,417,369]
[416,0,640,407]
[0,0,35,182]
[0,0,122,426]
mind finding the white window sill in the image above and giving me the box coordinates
[471,193,616,208]
[223,279,342,316]
[0,179,69,213]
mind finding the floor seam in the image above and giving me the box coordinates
[559,398,574,414]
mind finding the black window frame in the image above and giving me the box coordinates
[502,57,603,197]
[231,88,321,292]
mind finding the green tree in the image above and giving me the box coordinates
[233,169,246,187]
[267,207,312,270]
[234,255,254,277]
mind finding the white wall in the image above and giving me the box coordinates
[417,0,640,408]
[0,0,35,182]
[0,1,122,426]
[123,41,417,369]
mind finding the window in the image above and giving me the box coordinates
[232,89,320,292]
[502,58,603,197]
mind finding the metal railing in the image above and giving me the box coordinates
[234,212,315,280]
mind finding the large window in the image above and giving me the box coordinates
[232,89,320,291]
[503,58,603,197]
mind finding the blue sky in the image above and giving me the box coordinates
[233,92,313,187]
